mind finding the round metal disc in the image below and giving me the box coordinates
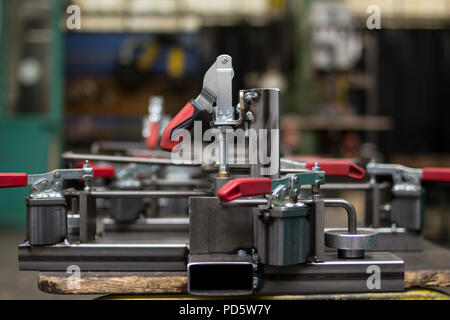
[325,229,378,250]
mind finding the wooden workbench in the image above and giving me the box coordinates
[37,240,449,299]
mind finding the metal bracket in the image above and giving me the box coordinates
[29,161,94,199]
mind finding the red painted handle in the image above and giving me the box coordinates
[422,168,450,182]
[217,177,272,202]
[305,160,365,180]
[74,161,115,178]
[160,102,195,151]
[0,173,28,188]
[92,166,115,178]
[146,122,160,150]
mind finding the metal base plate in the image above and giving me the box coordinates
[18,233,188,272]
[325,228,423,251]
[259,251,404,294]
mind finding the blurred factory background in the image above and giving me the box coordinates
[0,0,449,248]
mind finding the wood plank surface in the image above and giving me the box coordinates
[38,241,449,295]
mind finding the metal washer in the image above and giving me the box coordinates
[325,229,378,259]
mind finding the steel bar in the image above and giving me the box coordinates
[89,190,210,198]
[301,182,390,190]
[323,199,357,234]
[62,151,198,166]
[259,252,404,294]
[18,242,188,271]
[63,151,315,173]
[221,198,269,207]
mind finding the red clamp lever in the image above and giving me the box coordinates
[305,160,365,180]
[0,173,28,188]
[92,166,115,178]
[422,168,450,182]
[160,101,207,151]
[217,177,271,203]
[74,161,115,178]
[146,122,160,150]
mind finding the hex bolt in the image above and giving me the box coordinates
[244,91,259,104]
[237,249,247,256]
[244,92,254,104]
[246,111,254,122]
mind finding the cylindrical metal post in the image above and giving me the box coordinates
[244,88,280,179]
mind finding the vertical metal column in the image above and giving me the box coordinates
[246,88,280,179]
[79,192,97,243]
[310,198,325,261]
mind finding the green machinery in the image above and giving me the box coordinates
[0,0,63,226]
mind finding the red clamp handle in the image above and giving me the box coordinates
[0,173,28,188]
[422,168,450,182]
[305,160,365,180]
[146,122,160,150]
[74,161,116,179]
[160,101,207,152]
[92,166,115,178]
[217,177,271,203]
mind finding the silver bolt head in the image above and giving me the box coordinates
[237,249,247,256]
[246,111,254,122]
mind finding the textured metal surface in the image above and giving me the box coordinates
[310,198,325,261]
[18,242,188,271]
[109,197,143,223]
[78,191,97,243]
[254,205,311,266]
[89,190,210,198]
[325,229,378,250]
[371,228,423,251]
[259,251,404,294]
[103,217,189,233]
[189,197,253,254]
[245,88,280,179]
[26,197,66,245]
[391,189,423,230]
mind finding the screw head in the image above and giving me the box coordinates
[244,92,253,104]
[244,91,259,104]
[237,249,247,256]
[246,111,254,122]
[54,172,61,179]
[54,182,61,190]
[41,180,47,187]
[31,186,38,193]
[221,57,229,64]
